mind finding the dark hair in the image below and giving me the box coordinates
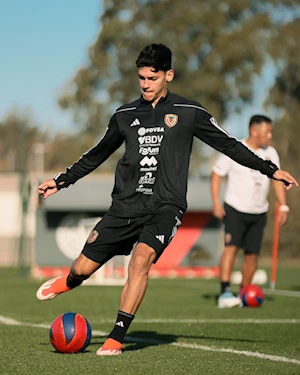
[249,114,273,129]
[136,44,172,72]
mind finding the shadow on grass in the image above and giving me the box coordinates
[289,285,300,292]
[49,349,92,354]
[40,340,94,354]
[91,329,265,353]
[200,292,219,302]
[200,292,274,303]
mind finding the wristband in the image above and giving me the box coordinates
[54,174,71,190]
[264,160,279,179]
[279,205,290,213]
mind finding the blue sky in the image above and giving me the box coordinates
[1,2,297,138]
[0,0,102,133]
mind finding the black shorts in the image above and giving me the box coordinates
[82,204,183,265]
[223,203,267,254]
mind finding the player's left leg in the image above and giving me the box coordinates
[97,204,183,356]
[97,243,156,356]
[241,253,258,287]
[119,243,156,314]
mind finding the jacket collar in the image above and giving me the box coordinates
[138,90,170,107]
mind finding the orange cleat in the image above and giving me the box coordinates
[96,338,123,356]
[36,275,71,301]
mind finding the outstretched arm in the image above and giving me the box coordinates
[52,114,123,190]
[193,110,298,189]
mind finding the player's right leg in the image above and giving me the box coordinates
[241,212,266,288]
[218,204,244,308]
[36,254,100,301]
[218,245,242,308]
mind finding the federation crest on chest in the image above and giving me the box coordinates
[164,114,178,128]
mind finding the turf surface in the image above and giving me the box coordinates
[0,267,300,375]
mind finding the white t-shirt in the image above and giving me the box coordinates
[212,140,280,214]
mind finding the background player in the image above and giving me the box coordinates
[211,114,290,308]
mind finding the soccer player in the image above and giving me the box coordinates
[36,44,298,355]
[211,114,290,308]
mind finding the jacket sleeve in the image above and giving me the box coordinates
[54,114,124,189]
[193,107,278,178]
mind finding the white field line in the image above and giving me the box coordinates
[125,336,300,365]
[171,343,300,365]
[0,315,107,336]
[263,289,300,297]
[1,315,299,326]
[1,315,300,365]
[98,318,300,324]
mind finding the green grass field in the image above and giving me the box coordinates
[0,267,300,375]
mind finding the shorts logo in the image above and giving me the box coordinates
[87,229,99,244]
[164,114,178,128]
[156,235,165,244]
[225,232,232,244]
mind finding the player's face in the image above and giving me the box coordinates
[138,67,174,107]
[256,122,273,148]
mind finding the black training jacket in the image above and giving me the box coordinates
[54,92,278,217]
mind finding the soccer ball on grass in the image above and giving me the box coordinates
[239,284,264,308]
[50,312,92,353]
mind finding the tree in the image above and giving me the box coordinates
[44,131,122,173]
[262,18,300,257]
[58,0,299,173]
[57,0,300,255]
[0,110,47,172]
